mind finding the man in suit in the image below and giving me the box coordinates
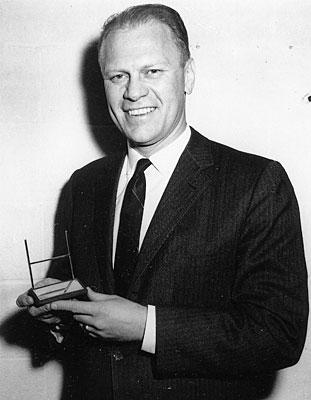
[16,4,308,399]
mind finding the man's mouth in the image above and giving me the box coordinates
[126,107,156,116]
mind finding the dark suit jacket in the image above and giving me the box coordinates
[48,128,308,400]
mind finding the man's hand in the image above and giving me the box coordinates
[16,278,63,325]
[51,288,148,342]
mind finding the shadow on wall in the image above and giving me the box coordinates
[0,310,59,367]
[80,38,126,155]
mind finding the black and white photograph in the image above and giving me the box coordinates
[1,1,310,399]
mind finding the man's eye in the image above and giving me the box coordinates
[146,69,161,77]
[110,74,127,83]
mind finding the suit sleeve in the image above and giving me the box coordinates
[154,161,308,378]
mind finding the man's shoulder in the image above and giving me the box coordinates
[69,152,125,186]
[190,127,274,175]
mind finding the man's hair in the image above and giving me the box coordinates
[98,3,190,65]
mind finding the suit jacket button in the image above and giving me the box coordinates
[112,350,123,361]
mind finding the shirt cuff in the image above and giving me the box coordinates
[141,305,156,354]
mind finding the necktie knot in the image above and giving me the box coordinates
[126,158,151,198]
[133,158,151,179]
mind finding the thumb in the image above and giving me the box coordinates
[87,287,109,301]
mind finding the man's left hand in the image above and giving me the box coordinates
[51,288,147,342]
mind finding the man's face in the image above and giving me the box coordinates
[99,21,195,155]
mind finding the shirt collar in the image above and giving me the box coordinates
[126,125,191,177]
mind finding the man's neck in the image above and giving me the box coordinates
[128,122,188,158]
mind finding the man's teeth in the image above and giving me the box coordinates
[128,107,156,116]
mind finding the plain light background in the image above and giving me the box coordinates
[0,1,310,399]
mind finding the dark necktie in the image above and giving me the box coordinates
[114,158,151,296]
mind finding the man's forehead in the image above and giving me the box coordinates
[104,21,179,53]
[108,20,172,39]
[100,21,181,67]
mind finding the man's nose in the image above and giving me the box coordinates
[123,76,148,101]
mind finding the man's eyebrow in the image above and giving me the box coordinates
[103,63,169,77]
[142,61,169,69]
[109,62,168,70]
[102,68,127,76]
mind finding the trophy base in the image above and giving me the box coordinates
[29,278,87,306]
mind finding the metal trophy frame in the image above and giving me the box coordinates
[24,231,86,306]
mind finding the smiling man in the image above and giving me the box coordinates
[16,4,308,400]
[99,13,194,155]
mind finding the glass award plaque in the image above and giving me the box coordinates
[24,231,87,306]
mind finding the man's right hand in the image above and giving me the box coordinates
[16,278,63,325]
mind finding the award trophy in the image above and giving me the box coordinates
[24,231,87,306]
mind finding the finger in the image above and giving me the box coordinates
[73,314,94,325]
[78,322,98,338]
[51,299,94,315]
[16,293,34,308]
[86,287,116,302]
[28,302,53,317]
[37,316,61,325]
[83,324,99,338]
[84,324,99,336]
[86,287,109,302]
[38,312,55,319]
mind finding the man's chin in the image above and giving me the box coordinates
[124,130,156,148]
[127,138,153,149]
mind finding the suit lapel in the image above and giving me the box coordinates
[129,129,214,292]
[94,153,125,293]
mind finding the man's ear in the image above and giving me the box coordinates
[184,57,195,95]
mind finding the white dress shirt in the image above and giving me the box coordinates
[113,126,191,353]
